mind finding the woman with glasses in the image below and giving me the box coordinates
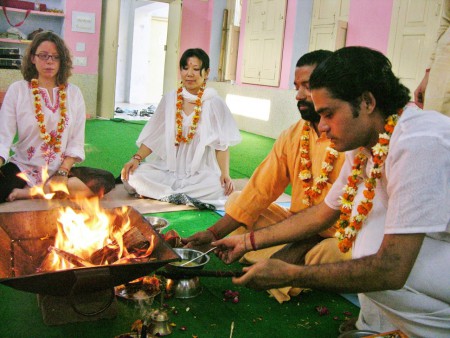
[0,31,115,203]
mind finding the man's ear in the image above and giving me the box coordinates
[362,92,376,113]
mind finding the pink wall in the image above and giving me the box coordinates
[346,0,394,54]
[64,0,102,75]
[279,1,297,89]
[180,0,213,56]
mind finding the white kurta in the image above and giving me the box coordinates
[0,80,86,186]
[127,87,241,209]
[325,106,450,337]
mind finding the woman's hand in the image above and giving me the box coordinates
[212,234,248,264]
[121,159,140,181]
[220,174,234,196]
[45,175,69,199]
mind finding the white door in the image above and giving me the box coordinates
[387,0,444,93]
[309,0,349,51]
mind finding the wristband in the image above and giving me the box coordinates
[55,170,68,177]
[249,231,257,251]
[207,227,220,240]
[132,154,142,162]
[59,166,70,172]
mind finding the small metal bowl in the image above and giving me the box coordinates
[338,330,380,338]
[145,216,169,233]
[169,248,210,269]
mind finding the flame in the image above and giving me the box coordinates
[16,166,69,200]
[40,197,156,271]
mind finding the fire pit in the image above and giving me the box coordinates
[0,205,180,325]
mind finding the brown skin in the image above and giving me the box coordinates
[182,64,321,250]
[213,88,426,294]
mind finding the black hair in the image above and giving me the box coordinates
[179,48,210,72]
[296,49,333,68]
[309,46,410,118]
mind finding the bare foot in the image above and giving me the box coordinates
[7,187,33,202]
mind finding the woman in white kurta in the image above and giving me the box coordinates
[0,31,115,203]
[121,48,241,209]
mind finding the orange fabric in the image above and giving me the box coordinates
[226,119,345,235]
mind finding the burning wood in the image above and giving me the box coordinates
[37,198,157,272]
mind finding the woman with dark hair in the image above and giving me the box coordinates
[121,48,241,209]
[0,31,115,203]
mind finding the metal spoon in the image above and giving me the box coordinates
[179,247,216,267]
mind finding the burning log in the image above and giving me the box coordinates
[90,226,150,265]
[48,246,95,268]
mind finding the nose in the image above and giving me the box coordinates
[296,86,308,102]
[318,117,329,134]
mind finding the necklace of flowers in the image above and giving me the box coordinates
[175,81,206,146]
[334,110,403,253]
[298,121,339,206]
[31,79,67,153]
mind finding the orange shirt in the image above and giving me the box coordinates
[226,119,345,228]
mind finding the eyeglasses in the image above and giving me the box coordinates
[34,53,61,62]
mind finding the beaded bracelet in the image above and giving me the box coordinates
[249,231,257,251]
[207,227,220,240]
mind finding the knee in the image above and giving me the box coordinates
[305,238,352,265]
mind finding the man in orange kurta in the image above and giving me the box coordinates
[183,50,351,302]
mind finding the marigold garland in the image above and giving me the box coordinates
[298,121,339,206]
[31,79,67,153]
[334,110,403,253]
[175,81,206,146]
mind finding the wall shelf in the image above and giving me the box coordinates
[1,6,64,18]
[0,38,31,44]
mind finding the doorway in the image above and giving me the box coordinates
[115,0,169,119]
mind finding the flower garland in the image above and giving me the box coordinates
[298,121,339,206]
[31,79,67,153]
[334,111,402,253]
[175,81,206,146]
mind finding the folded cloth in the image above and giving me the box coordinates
[159,193,216,211]
[268,287,306,304]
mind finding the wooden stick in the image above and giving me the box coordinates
[157,269,244,279]
[48,246,96,268]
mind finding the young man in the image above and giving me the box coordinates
[214,46,450,337]
[183,50,350,302]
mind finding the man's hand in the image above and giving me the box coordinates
[414,71,429,109]
[213,234,248,264]
[182,230,215,252]
[232,259,296,290]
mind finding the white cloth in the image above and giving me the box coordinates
[0,80,86,186]
[127,87,241,209]
[325,106,450,337]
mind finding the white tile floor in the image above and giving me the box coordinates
[114,102,157,121]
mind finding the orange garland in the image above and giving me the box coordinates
[175,81,205,146]
[298,121,339,206]
[334,111,402,253]
[31,79,67,153]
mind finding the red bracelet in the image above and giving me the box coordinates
[59,166,70,173]
[425,68,431,73]
[249,231,257,251]
[207,227,220,240]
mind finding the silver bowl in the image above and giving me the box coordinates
[145,216,169,233]
[169,248,210,269]
[338,330,380,338]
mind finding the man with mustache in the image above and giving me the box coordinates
[183,50,350,302]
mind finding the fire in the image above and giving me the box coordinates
[39,197,155,272]
[16,166,69,200]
